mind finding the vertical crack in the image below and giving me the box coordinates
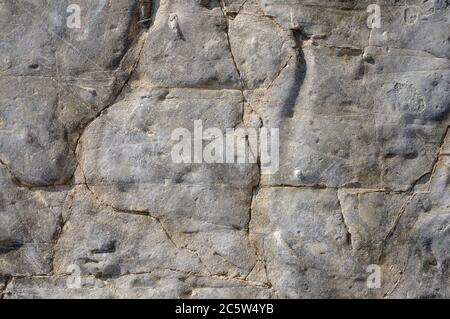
[219,0,244,90]
[218,3,283,292]
[337,191,353,249]
[49,192,74,275]
[425,125,450,192]
[219,1,268,286]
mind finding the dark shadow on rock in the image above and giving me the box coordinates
[279,30,308,122]
[0,239,24,255]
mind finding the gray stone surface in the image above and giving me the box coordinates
[1,0,449,299]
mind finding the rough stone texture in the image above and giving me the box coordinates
[1,0,449,299]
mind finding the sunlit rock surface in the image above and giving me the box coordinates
[1,0,449,299]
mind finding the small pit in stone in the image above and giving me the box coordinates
[29,63,40,70]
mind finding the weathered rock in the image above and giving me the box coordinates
[3,270,272,299]
[0,0,150,185]
[0,165,68,276]
[253,0,450,191]
[1,0,449,299]
[251,187,374,298]
[137,0,240,88]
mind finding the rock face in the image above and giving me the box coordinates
[0,0,449,299]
